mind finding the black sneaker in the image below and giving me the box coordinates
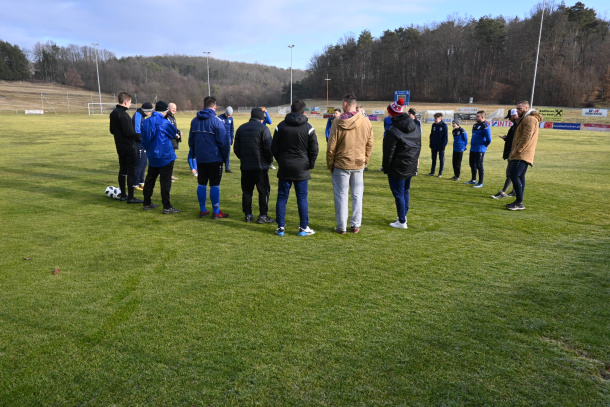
[143,203,159,210]
[127,197,144,204]
[507,191,516,197]
[506,202,525,211]
[119,195,128,201]
[492,191,507,199]
[256,215,274,224]
[426,172,435,176]
[225,169,233,173]
[163,207,181,214]
[245,214,254,222]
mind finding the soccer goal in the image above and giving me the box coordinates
[88,103,117,115]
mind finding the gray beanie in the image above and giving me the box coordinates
[452,118,461,126]
[226,106,233,116]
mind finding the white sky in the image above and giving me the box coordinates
[1,0,608,70]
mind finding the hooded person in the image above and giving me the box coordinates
[382,100,420,229]
[188,96,229,218]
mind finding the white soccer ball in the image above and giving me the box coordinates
[112,187,122,200]
[105,186,116,198]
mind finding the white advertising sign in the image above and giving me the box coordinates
[25,110,44,115]
[459,107,478,114]
[582,109,607,117]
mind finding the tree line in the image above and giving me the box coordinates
[297,1,610,107]
[0,41,305,109]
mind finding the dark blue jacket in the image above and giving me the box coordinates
[263,111,272,125]
[383,115,393,138]
[141,112,177,167]
[217,113,235,144]
[470,121,492,153]
[452,127,468,152]
[188,108,229,164]
[325,116,335,140]
[429,121,448,150]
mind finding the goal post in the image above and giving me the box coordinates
[87,103,117,115]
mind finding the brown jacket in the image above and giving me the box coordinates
[327,113,374,170]
[509,110,543,165]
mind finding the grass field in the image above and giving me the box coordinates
[0,112,609,406]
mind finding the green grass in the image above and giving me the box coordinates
[0,113,609,406]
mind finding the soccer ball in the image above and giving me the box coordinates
[105,186,121,199]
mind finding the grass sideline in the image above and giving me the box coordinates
[0,113,609,406]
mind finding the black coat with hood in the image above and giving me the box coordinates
[383,113,421,180]
[233,118,273,171]
[271,112,318,180]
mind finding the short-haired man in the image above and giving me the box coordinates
[491,108,519,199]
[272,99,319,236]
[141,101,180,214]
[506,101,543,210]
[233,108,274,224]
[465,110,491,188]
[327,93,374,234]
[218,106,234,173]
[109,91,143,203]
[188,96,229,219]
[166,103,182,182]
[426,112,448,177]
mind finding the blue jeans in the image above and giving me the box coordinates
[508,160,529,203]
[388,175,412,223]
[276,179,308,229]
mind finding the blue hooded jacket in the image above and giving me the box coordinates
[188,108,229,164]
[470,121,492,152]
[141,112,177,167]
[452,127,468,152]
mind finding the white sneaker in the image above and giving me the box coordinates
[390,219,408,229]
[270,164,277,169]
[298,226,315,236]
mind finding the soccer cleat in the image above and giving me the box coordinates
[127,197,144,204]
[139,183,145,188]
[506,202,525,211]
[135,185,144,191]
[163,207,181,214]
[351,226,360,234]
[473,183,484,188]
[245,214,254,222]
[143,203,159,210]
[256,215,274,224]
[334,227,346,235]
[199,211,210,218]
[507,191,516,197]
[275,227,285,236]
[390,219,408,229]
[298,226,315,236]
[492,191,507,199]
[464,180,477,185]
[119,195,128,201]
[211,210,229,219]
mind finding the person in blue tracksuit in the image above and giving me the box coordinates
[426,112,448,177]
[450,118,468,181]
[217,106,234,172]
[189,96,229,219]
[141,101,179,213]
[261,107,275,169]
[465,111,491,188]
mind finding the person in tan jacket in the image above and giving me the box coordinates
[327,93,374,234]
[506,100,543,211]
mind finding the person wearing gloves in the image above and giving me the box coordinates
[464,110,492,188]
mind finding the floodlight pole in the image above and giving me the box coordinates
[325,74,331,107]
[531,1,545,108]
[288,45,294,104]
[204,52,211,96]
[92,43,102,114]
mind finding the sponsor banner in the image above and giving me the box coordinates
[372,110,385,115]
[553,122,581,131]
[323,114,333,118]
[459,107,478,114]
[326,107,335,114]
[538,108,563,121]
[25,110,44,114]
[583,123,610,132]
[368,115,379,121]
[582,108,608,117]
[311,107,321,112]
[491,121,512,127]
[542,122,553,129]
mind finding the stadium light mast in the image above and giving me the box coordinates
[92,43,102,114]
[204,52,211,96]
[531,1,545,108]
[325,74,331,108]
[288,45,294,104]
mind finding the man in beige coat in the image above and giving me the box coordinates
[506,100,543,211]
[327,94,374,233]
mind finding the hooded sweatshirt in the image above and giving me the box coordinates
[271,112,318,180]
[327,112,374,170]
[382,114,421,179]
[141,112,177,168]
[188,108,228,164]
[510,110,543,165]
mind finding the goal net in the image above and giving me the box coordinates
[88,103,117,115]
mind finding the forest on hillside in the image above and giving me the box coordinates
[297,1,610,107]
[1,1,608,108]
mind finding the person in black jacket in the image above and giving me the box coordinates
[271,100,319,236]
[491,108,519,199]
[109,91,143,204]
[234,108,274,224]
[383,101,421,229]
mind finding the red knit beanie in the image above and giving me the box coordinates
[387,98,405,116]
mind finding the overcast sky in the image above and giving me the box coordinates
[1,0,608,70]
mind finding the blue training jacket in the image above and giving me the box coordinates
[188,108,229,164]
[429,121,448,150]
[470,121,492,153]
[452,127,468,152]
[141,112,177,167]
[217,113,234,144]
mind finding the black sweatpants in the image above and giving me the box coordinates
[143,160,175,209]
[241,169,270,216]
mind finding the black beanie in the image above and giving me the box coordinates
[155,101,169,112]
[251,107,266,121]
